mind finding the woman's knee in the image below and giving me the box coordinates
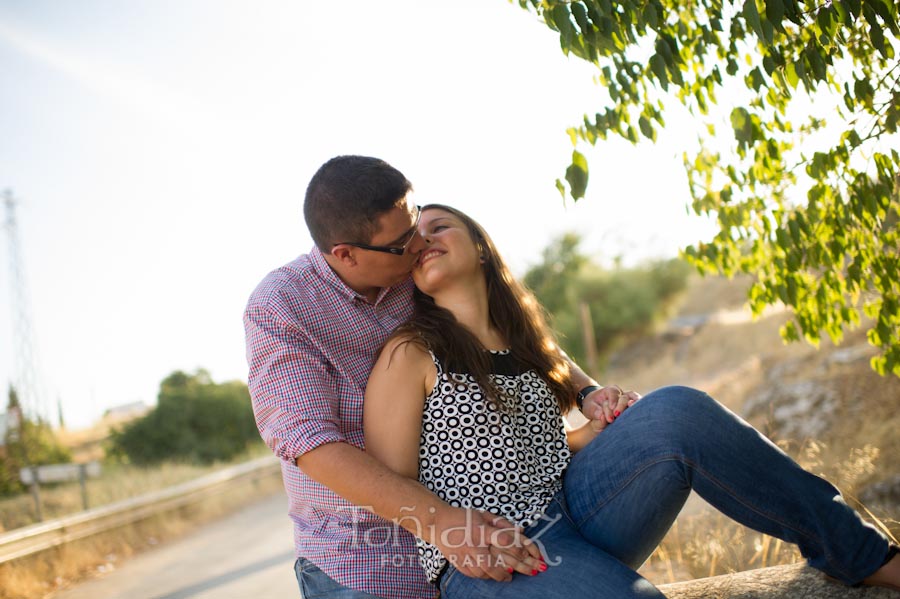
[625,385,726,448]
[640,385,715,414]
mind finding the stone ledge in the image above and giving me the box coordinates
[657,563,898,598]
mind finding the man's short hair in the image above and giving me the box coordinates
[304,155,413,251]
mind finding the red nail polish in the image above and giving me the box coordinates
[614,410,621,417]
[539,563,548,572]
[539,555,545,562]
[507,567,514,574]
[531,569,538,575]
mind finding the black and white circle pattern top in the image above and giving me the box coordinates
[416,349,571,583]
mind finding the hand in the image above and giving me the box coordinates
[431,507,544,580]
[583,385,641,431]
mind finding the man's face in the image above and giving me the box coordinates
[351,195,425,288]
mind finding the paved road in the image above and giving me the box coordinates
[53,493,297,599]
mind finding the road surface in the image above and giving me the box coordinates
[52,492,297,599]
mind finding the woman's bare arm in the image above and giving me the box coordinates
[364,337,434,479]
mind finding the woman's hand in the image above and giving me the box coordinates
[432,507,545,580]
[583,385,641,431]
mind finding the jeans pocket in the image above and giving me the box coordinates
[296,557,331,598]
[439,566,458,597]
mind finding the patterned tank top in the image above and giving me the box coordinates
[416,349,571,583]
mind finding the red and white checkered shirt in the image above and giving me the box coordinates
[244,248,436,599]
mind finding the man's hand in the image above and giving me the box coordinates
[431,507,544,580]
[582,385,641,431]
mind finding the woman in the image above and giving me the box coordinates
[363,204,899,598]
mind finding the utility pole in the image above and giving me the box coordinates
[3,189,48,424]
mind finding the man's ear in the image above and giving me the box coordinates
[330,244,357,267]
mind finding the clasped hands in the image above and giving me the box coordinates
[582,385,641,432]
[432,506,546,582]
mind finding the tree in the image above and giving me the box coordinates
[515,0,900,375]
[1,385,71,496]
[108,370,259,465]
[525,234,691,369]
[524,232,589,315]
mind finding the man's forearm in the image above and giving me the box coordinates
[297,441,541,581]
[296,440,446,536]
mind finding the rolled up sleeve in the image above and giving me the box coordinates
[244,301,346,463]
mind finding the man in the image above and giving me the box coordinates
[244,155,612,598]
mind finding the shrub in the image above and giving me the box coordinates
[108,370,258,465]
[524,234,691,369]
[1,386,72,497]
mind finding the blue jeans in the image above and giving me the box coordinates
[295,557,385,599]
[440,386,892,598]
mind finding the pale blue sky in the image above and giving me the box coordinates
[0,0,717,428]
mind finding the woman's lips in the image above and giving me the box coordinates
[418,249,444,266]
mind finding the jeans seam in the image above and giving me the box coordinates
[572,453,852,580]
[686,457,858,581]
[440,567,458,594]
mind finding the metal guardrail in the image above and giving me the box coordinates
[0,455,281,564]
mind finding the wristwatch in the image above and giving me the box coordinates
[575,385,602,411]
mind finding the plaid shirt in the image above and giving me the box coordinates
[244,248,436,599]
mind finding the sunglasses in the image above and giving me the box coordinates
[334,205,422,256]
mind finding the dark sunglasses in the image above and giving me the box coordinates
[333,205,422,256]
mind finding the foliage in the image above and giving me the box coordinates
[108,370,258,465]
[1,386,72,497]
[525,234,691,370]
[523,232,588,315]
[516,0,900,375]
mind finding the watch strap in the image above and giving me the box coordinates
[576,385,602,411]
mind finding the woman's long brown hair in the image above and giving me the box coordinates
[387,204,576,412]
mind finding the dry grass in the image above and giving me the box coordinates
[0,442,280,599]
[599,274,900,585]
[0,442,271,532]
[637,440,899,585]
[0,471,283,599]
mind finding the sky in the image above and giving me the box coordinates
[0,0,719,429]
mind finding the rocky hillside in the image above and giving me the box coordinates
[604,274,898,501]
[598,274,899,582]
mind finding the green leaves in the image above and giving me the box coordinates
[524,234,692,370]
[565,149,590,200]
[743,0,764,41]
[110,370,259,464]
[520,0,900,377]
[765,0,785,30]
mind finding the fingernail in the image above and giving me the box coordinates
[507,567,514,574]
[539,555,545,562]
[614,410,621,417]
[531,569,538,576]
[539,563,548,572]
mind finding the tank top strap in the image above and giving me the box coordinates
[426,348,445,378]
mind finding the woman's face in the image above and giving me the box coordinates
[413,208,483,295]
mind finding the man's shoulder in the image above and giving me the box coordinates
[246,254,324,313]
